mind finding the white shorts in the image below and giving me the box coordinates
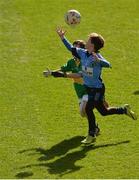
[79,94,88,117]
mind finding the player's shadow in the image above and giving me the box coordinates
[17,137,130,177]
[36,140,130,176]
[18,136,84,161]
[19,145,94,177]
[133,90,139,95]
[15,171,33,179]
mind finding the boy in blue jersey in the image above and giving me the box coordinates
[56,28,137,144]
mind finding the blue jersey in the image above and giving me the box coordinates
[62,37,111,88]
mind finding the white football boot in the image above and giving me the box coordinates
[124,104,137,120]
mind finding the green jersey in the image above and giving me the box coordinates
[61,58,87,99]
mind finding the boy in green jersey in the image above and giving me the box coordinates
[43,40,89,117]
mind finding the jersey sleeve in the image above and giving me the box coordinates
[62,37,85,60]
[97,53,111,68]
[62,37,73,51]
[100,59,111,67]
[71,47,82,59]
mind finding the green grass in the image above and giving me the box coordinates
[0,0,139,178]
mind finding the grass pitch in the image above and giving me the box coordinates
[0,0,139,178]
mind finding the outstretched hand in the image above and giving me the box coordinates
[43,68,52,77]
[56,27,66,39]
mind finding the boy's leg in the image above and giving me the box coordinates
[85,100,97,136]
[103,100,109,108]
[79,95,100,139]
[81,99,97,144]
[124,104,137,120]
[79,94,88,117]
[95,101,137,120]
[94,87,137,120]
[95,101,125,116]
[81,100,97,144]
[95,102,137,120]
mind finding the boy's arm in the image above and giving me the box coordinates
[62,37,73,51]
[66,72,82,79]
[56,27,82,59]
[62,38,82,60]
[52,71,67,77]
[56,28,72,51]
[43,69,82,79]
[43,69,67,78]
[97,58,111,68]
[100,59,111,68]
[93,53,111,68]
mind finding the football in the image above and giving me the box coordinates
[65,9,81,26]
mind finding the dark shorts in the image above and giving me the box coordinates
[84,84,105,102]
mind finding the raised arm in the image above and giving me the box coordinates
[56,28,73,51]
[62,37,73,51]
[56,28,84,59]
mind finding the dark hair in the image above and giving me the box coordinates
[73,40,86,49]
[89,33,105,52]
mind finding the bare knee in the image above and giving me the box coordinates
[80,95,88,117]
